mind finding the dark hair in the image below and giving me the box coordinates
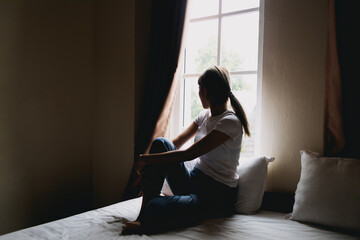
[198,66,250,136]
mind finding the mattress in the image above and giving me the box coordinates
[1,197,358,240]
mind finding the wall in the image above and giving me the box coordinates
[0,0,136,234]
[0,0,93,234]
[260,0,328,192]
[92,0,135,208]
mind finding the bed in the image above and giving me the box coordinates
[0,196,359,240]
[1,152,359,239]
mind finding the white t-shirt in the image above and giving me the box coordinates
[193,109,243,187]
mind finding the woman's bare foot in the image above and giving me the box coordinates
[122,221,142,235]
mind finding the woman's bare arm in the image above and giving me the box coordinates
[172,122,198,149]
[136,130,230,173]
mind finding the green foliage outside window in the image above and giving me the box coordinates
[189,37,251,120]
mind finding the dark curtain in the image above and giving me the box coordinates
[334,1,360,158]
[324,0,360,158]
[122,0,188,201]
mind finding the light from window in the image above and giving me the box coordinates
[170,0,262,158]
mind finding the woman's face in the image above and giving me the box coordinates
[198,84,210,109]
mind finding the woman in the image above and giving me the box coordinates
[123,66,250,234]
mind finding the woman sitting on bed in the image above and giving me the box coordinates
[123,66,250,234]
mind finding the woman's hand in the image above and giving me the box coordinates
[135,154,147,175]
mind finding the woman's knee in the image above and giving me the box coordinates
[149,138,176,153]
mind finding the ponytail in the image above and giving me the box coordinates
[229,92,251,137]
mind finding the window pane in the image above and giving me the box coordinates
[183,78,202,128]
[222,0,259,14]
[221,12,259,71]
[190,0,219,19]
[230,74,257,157]
[185,19,218,74]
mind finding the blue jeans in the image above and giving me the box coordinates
[140,138,236,233]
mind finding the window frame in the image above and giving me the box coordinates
[170,0,264,156]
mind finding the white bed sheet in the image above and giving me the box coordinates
[1,197,358,240]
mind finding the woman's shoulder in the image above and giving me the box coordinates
[194,109,210,125]
[216,111,242,131]
[214,110,243,139]
[199,109,211,119]
[220,110,241,123]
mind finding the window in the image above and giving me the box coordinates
[170,0,264,158]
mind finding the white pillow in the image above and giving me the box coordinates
[291,150,360,232]
[160,179,173,196]
[235,156,275,214]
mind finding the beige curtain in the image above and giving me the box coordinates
[323,0,345,156]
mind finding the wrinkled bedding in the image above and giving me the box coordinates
[1,197,358,240]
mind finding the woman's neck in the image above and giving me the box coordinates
[210,104,227,117]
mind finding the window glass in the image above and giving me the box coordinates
[231,74,257,157]
[221,12,259,71]
[183,77,202,128]
[185,19,218,74]
[222,0,259,13]
[190,0,219,18]
[231,74,257,122]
